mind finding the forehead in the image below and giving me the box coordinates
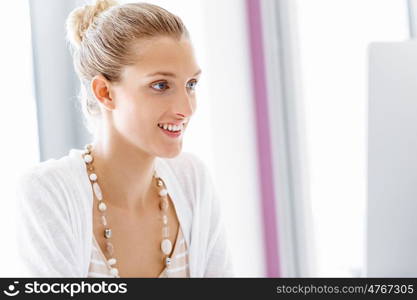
[122,36,199,79]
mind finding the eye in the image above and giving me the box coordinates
[187,80,198,91]
[151,81,169,91]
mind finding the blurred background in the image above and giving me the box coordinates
[2,0,417,277]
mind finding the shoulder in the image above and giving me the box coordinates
[16,149,85,204]
[18,155,70,181]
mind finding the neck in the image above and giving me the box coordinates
[89,137,157,212]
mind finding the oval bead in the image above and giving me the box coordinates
[93,182,103,200]
[159,189,168,197]
[101,215,107,226]
[159,200,169,211]
[162,215,168,225]
[161,238,172,255]
[162,226,169,238]
[157,180,163,187]
[98,202,107,212]
[108,258,117,266]
[106,241,114,255]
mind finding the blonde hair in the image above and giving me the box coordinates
[65,0,190,135]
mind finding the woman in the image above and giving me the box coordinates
[16,0,234,278]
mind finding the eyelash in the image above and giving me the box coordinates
[151,80,198,92]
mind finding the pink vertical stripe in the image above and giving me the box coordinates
[246,0,281,277]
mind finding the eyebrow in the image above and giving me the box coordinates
[146,69,202,78]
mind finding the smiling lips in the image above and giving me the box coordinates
[157,122,184,132]
[157,122,185,138]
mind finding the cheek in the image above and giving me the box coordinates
[112,98,142,130]
[118,101,159,134]
[191,97,197,112]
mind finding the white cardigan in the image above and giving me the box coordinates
[15,148,234,277]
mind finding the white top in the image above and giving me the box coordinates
[15,148,234,277]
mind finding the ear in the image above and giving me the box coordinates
[91,74,115,111]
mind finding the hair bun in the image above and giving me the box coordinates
[66,0,118,48]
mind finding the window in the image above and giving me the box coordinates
[0,0,40,276]
[295,0,409,276]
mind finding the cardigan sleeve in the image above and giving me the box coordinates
[203,189,235,278]
[189,155,235,277]
[15,171,82,277]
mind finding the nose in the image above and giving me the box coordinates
[175,90,195,118]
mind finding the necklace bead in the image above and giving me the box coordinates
[159,189,168,197]
[84,154,93,164]
[89,173,97,182]
[161,238,172,255]
[98,202,107,212]
[106,241,114,255]
[165,257,171,266]
[162,215,168,225]
[162,226,169,238]
[104,228,112,239]
[110,267,119,276]
[160,200,169,211]
[101,215,107,226]
[93,182,103,200]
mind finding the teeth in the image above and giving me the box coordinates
[158,123,184,132]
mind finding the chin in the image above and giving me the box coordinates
[157,146,182,159]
